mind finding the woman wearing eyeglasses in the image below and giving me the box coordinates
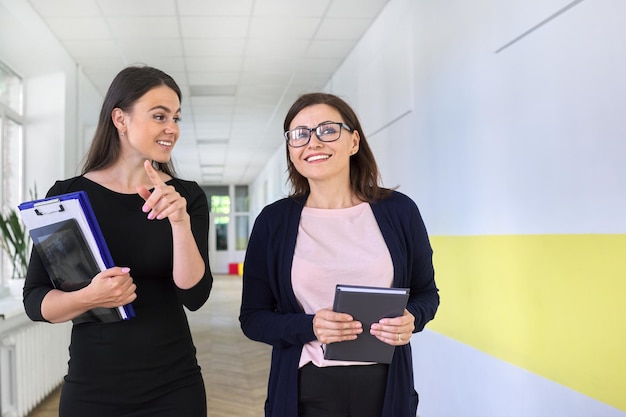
[239,92,439,417]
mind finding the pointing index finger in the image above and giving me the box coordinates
[143,160,165,188]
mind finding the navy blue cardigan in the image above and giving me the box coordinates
[239,191,439,417]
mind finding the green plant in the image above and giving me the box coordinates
[0,186,36,279]
[0,208,30,278]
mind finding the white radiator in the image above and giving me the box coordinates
[1,321,71,417]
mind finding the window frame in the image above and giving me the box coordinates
[0,61,26,287]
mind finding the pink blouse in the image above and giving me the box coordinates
[292,202,393,368]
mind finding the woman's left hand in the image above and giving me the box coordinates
[137,160,188,223]
[370,309,415,346]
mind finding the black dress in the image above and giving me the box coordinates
[23,176,213,417]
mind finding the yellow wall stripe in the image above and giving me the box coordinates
[428,234,626,411]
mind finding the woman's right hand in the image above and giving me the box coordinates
[313,307,363,344]
[41,266,137,323]
[86,267,137,308]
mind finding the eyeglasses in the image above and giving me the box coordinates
[284,122,352,148]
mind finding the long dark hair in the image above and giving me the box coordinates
[81,65,182,176]
[283,92,392,202]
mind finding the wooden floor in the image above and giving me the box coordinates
[26,274,272,417]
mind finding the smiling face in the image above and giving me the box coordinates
[112,84,181,164]
[287,104,360,187]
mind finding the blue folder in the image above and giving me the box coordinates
[18,191,135,323]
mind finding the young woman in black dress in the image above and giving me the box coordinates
[23,65,213,417]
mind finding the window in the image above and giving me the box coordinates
[202,185,250,253]
[1,118,23,207]
[0,61,25,284]
[0,62,23,114]
[210,195,230,251]
[234,185,249,251]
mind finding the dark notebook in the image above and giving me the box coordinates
[323,284,410,364]
[30,218,123,324]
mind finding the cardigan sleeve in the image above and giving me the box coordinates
[402,195,439,332]
[239,201,317,348]
[373,192,439,333]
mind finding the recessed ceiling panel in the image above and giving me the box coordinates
[27,0,100,17]
[99,0,177,16]
[253,0,331,17]
[177,0,254,16]
[44,17,110,40]
[180,16,250,38]
[107,17,180,39]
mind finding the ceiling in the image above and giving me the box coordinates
[26,0,390,185]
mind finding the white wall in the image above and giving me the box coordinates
[75,69,102,177]
[327,0,626,237]
[24,72,68,193]
[412,329,624,417]
[249,142,289,219]
[249,0,626,415]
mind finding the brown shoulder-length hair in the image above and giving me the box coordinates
[81,65,181,176]
[283,92,393,202]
